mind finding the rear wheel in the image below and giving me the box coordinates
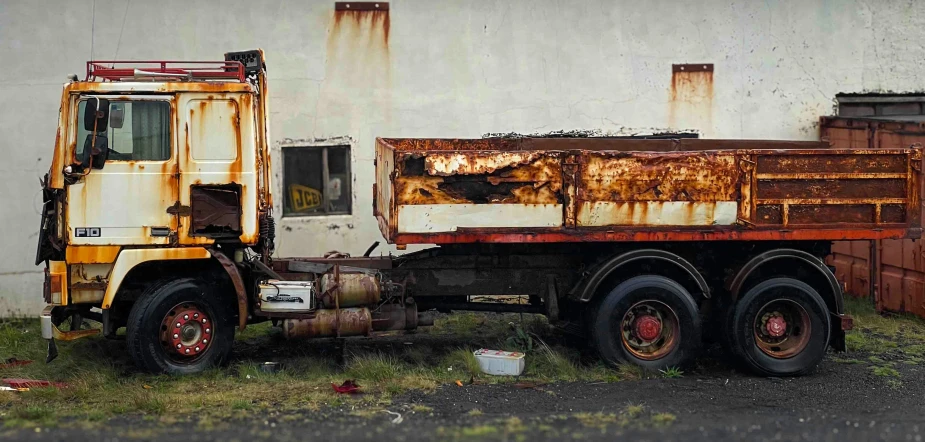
[729,277,830,376]
[591,275,701,371]
[126,278,234,374]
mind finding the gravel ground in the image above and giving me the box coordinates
[7,348,924,442]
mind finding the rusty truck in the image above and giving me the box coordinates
[36,50,924,376]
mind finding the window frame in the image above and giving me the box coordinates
[74,95,174,163]
[281,144,352,217]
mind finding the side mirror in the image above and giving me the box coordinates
[109,103,124,129]
[82,134,109,169]
[83,98,110,132]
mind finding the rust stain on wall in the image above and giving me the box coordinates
[324,6,391,87]
[669,64,714,136]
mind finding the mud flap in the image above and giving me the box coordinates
[46,338,59,363]
[831,312,853,352]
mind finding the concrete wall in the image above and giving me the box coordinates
[2,0,924,316]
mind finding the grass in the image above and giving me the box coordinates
[3,297,918,431]
[844,297,925,357]
[0,312,623,430]
[436,404,677,440]
[411,404,433,413]
[572,404,674,431]
[870,366,900,378]
[838,296,925,388]
[651,412,677,426]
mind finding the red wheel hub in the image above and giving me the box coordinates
[162,305,212,357]
[633,315,662,341]
[766,315,787,338]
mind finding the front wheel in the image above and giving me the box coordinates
[126,278,235,374]
[591,275,702,371]
[729,278,831,377]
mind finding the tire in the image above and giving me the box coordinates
[126,278,235,374]
[729,277,830,377]
[591,275,702,371]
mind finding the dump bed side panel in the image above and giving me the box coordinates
[575,151,741,227]
[389,148,564,233]
[375,138,923,245]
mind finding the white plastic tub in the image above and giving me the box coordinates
[473,349,525,376]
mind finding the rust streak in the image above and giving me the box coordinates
[669,65,714,134]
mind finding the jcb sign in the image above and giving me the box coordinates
[289,184,322,212]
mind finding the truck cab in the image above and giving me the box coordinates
[36,51,274,367]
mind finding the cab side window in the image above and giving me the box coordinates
[77,100,171,161]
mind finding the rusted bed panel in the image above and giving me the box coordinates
[375,137,924,245]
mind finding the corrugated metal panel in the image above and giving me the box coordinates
[823,117,925,318]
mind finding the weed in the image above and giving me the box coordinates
[651,413,677,426]
[411,404,433,413]
[349,408,384,418]
[659,367,684,378]
[616,363,646,380]
[532,340,580,381]
[231,400,252,411]
[467,408,483,416]
[346,353,405,383]
[131,392,167,415]
[624,404,645,418]
[441,348,483,378]
[458,425,499,438]
[575,412,618,430]
[871,366,900,377]
[12,405,53,421]
[832,357,865,365]
[506,323,534,353]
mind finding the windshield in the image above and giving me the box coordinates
[76,99,171,161]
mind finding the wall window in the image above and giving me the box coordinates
[283,145,352,216]
[837,94,925,118]
[77,99,171,161]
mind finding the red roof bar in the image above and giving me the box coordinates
[86,60,245,82]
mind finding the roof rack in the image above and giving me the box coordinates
[86,60,245,82]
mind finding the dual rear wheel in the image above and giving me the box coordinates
[591,275,831,376]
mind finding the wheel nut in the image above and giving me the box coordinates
[195,346,200,352]
[176,322,181,328]
[202,339,208,344]
[176,344,182,349]
[205,328,210,333]
[202,319,207,324]
[173,333,179,339]
[185,348,190,354]
[194,313,199,319]
[183,314,189,320]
